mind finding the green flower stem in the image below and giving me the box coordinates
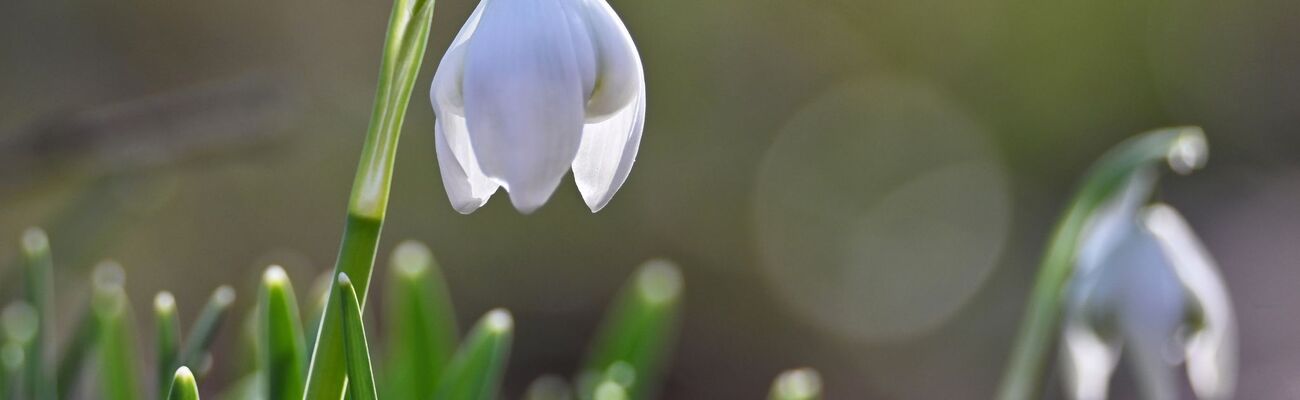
[54,308,95,400]
[580,260,684,400]
[432,310,514,400]
[767,368,822,400]
[383,241,458,400]
[178,286,236,376]
[93,262,140,400]
[995,127,1208,400]
[20,229,53,400]
[261,266,307,400]
[336,274,377,400]
[154,292,181,399]
[165,367,200,400]
[303,0,437,398]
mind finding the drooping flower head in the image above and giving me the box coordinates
[431,0,645,214]
[1062,160,1236,400]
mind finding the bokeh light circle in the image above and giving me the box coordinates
[754,77,1011,342]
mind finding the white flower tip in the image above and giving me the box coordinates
[484,308,513,334]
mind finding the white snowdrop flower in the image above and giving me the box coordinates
[1061,170,1236,400]
[430,0,646,214]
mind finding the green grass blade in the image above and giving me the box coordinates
[432,309,513,400]
[767,368,822,400]
[155,292,181,398]
[383,241,457,400]
[335,274,377,400]
[166,367,200,400]
[996,127,1208,400]
[2,340,23,400]
[93,262,140,400]
[524,375,573,400]
[179,286,236,377]
[54,307,95,400]
[2,302,37,400]
[302,0,438,396]
[20,228,53,400]
[260,266,306,400]
[579,260,684,400]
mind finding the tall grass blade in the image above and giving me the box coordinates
[260,266,306,400]
[20,228,53,400]
[335,274,377,400]
[2,302,37,400]
[179,286,235,376]
[54,307,94,400]
[165,367,200,400]
[767,368,822,400]
[303,0,438,395]
[92,262,140,400]
[383,241,457,399]
[432,309,513,400]
[155,292,181,398]
[996,127,1209,399]
[579,260,684,400]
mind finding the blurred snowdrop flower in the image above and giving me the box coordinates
[430,0,646,214]
[1062,170,1236,400]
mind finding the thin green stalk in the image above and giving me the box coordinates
[335,274,377,400]
[383,241,457,400]
[20,228,53,400]
[2,341,22,400]
[2,303,37,400]
[303,0,438,398]
[165,367,200,400]
[579,260,684,400]
[768,368,822,400]
[54,307,95,400]
[995,127,1208,399]
[155,292,181,399]
[178,286,236,377]
[93,262,140,400]
[260,266,306,400]
[432,310,514,400]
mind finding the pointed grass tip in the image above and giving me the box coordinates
[636,260,683,305]
[93,261,127,289]
[264,265,290,287]
[1,302,37,344]
[20,227,49,255]
[154,291,177,314]
[392,240,433,277]
[594,381,629,400]
[173,366,196,386]
[772,368,822,399]
[484,309,513,334]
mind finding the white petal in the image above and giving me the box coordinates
[1061,313,1120,400]
[435,114,499,213]
[429,0,498,213]
[1076,168,1157,275]
[577,0,642,121]
[430,0,490,117]
[462,0,592,213]
[1143,204,1237,400]
[570,0,645,212]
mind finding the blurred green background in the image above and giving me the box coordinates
[2,0,1298,398]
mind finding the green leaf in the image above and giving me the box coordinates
[54,307,95,400]
[302,0,438,396]
[20,228,54,400]
[93,262,140,400]
[579,260,684,400]
[335,274,377,400]
[155,292,181,399]
[383,241,457,400]
[179,286,236,377]
[524,375,573,400]
[767,368,822,400]
[166,367,201,400]
[432,309,513,400]
[996,127,1208,400]
[260,266,306,400]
